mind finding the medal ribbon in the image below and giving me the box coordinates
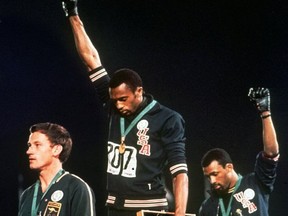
[31,169,64,216]
[120,100,157,148]
[219,174,243,216]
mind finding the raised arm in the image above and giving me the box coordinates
[248,87,279,157]
[62,0,102,71]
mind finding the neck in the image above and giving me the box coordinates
[229,171,240,189]
[128,95,147,119]
[135,95,144,109]
[139,95,144,103]
[39,163,62,193]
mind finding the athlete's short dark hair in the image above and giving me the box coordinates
[201,148,233,168]
[30,122,72,163]
[109,68,143,92]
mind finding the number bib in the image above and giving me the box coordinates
[107,141,137,178]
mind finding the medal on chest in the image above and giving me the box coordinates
[119,137,126,154]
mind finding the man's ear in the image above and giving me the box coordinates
[53,145,63,156]
[135,87,143,97]
[225,163,234,171]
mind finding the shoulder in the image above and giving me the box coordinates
[152,101,184,120]
[60,172,93,191]
[19,183,36,203]
[199,196,218,215]
[22,183,35,193]
[21,182,37,195]
[201,195,218,206]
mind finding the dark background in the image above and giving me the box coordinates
[1,0,288,215]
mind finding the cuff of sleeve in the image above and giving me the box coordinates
[170,163,188,177]
[262,151,280,162]
[89,66,108,83]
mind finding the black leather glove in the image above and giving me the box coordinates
[62,0,78,17]
[248,87,270,114]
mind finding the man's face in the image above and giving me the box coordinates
[109,83,143,116]
[203,160,233,194]
[26,132,59,171]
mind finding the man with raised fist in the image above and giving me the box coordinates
[199,87,279,216]
[60,1,189,216]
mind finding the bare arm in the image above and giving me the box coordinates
[173,173,189,216]
[261,111,279,157]
[248,87,279,157]
[62,0,101,71]
[69,15,102,71]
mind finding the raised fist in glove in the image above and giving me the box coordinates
[62,0,78,17]
[248,87,270,113]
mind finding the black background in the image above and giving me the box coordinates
[1,0,288,215]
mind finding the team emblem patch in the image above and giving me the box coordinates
[136,120,151,156]
[234,188,257,214]
[43,201,62,216]
[244,188,255,200]
[51,190,64,202]
[137,120,148,130]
